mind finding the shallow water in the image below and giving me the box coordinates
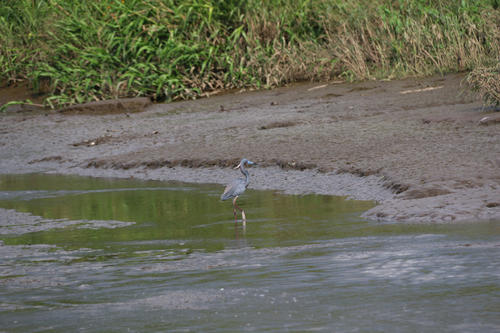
[0,174,499,332]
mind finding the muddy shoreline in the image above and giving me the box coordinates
[1,73,499,223]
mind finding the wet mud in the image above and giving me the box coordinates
[0,208,134,235]
[1,73,499,222]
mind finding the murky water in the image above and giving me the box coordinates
[0,174,499,332]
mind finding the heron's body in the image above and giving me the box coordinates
[221,158,255,222]
[221,178,248,201]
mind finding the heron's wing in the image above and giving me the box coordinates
[220,178,246,200]
[222,182,235,196]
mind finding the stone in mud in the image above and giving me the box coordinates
[57,97,152,114]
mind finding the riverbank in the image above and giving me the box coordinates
[1,73,499,222]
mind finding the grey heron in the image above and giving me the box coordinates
[221,158,255,222]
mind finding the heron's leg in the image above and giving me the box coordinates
[233,196,246,222]
[232,196,239,222]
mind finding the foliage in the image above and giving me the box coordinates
[0,0,499,107]
[466,63,500,106]
[0,99,33,112]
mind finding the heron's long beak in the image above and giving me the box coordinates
[234,163,241,169]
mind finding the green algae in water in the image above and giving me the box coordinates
[1,174,499,332]
[0,173,375,250]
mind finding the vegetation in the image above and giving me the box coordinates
[0,0,499,108]
[466,63,500,106]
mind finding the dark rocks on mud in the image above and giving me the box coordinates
[259,120,300,130]
[85,158,243,170]
[73,135,114,147]
[336,166,382,177]
[29,155,63,164]
[478,113,500,126]
[400,187,452,200]
[57,97,152,114]
[269,159,317,171]
[84,157,319,173]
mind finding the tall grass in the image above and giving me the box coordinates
[0,0,499,107]
[466,63,500,106]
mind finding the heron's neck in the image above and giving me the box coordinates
[240,164,250,184]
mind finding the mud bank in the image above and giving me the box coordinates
[1,73,499,222]
[0,208,134,235]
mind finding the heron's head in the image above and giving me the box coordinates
[234,158,255,169]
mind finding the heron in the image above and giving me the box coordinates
[220,158,256,222]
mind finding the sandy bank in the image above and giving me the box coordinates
[1,73,499,222]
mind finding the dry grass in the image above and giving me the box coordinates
[466,63,500,106]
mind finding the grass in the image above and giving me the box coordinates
[0,0,499,108]
[466,63,500,106]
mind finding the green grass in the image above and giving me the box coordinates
[0,0,499,108]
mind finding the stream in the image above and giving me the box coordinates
[0,174,499,332]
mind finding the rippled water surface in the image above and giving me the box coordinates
[0,174,499,332]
